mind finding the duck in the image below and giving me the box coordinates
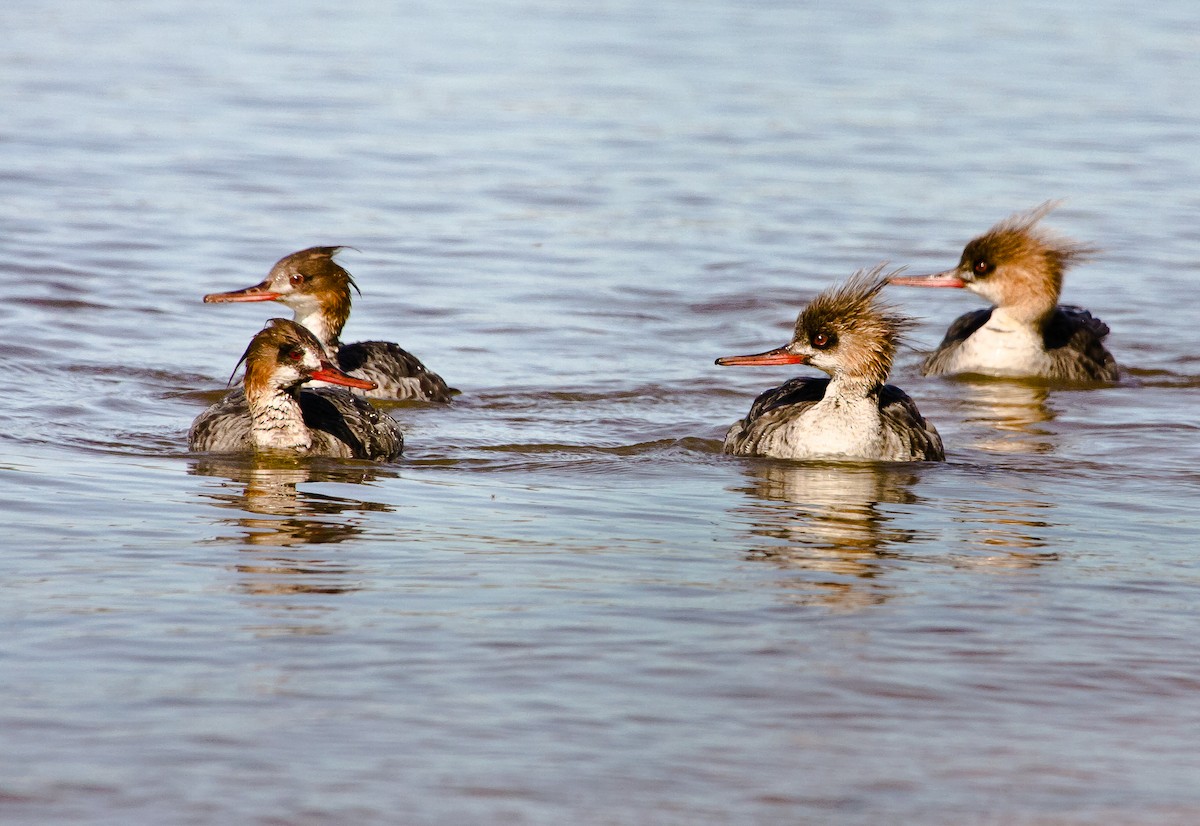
[889,202,1118,382]
[189,318,405,460]
[203,246,457,401]
[716,266,944,462]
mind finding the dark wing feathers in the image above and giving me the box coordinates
[745,376,829,420]
[877,384,945,461]
[188,390,253,453]
[1043,305,1119,382]
[723,377,828,455]
[300,389,405,460]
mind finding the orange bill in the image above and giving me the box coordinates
[203,281,281,303]
[716,346,806,366]
[310,362,377,390]
[888,270,966,288]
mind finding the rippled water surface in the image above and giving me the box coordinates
[4,1,1200,823]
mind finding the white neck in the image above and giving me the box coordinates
[825,374,878,401]
[985,306,1042,335]
[804,376,882,449]
[248,387,313,452]
[292,307,339,351]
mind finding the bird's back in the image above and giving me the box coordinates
[336,340,458,402]
[188,389,254,454]
[1043,305,1119,382]
[876,384,945,461]
[300,387,405,460]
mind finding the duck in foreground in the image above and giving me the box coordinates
[889,202,1118,383]
[189,318,405,461]
[716,267,944,462]
[203,246,457,402]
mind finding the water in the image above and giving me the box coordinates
[3,1,1200,822]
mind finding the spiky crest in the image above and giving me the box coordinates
[795,264,913,385]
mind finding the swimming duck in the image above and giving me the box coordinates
[717,267,944,462]
[204,246,457,401]
[189,318,405,460]
[889,202,1118,382]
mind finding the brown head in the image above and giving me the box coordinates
[236,318,376,398]
[890,202,1097,324]
[716,265,913,386]
[204,246,359,346]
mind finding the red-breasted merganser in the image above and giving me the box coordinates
[203,246,457,402]
[889,202,1119,382]
[189,318,405,460]
[716,267,944,462]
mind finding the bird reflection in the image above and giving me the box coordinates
[731,459,1062,607]
[189,457,397,598]
[730,461,925,608]
[947,494,1058,557]
[947,378,1057,454]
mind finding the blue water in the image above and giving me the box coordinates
[3,1,1200,823]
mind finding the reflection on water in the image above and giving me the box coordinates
[730,461,924,608]
[948,495,1059,558]
[189,457,398,600]
[731,459,1063,606]
[190,458,396,533]
[952,380,1057,454]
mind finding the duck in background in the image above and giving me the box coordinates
[189,318,404,461]
[204,246,458,402]
[889,202,1119,383]
[716,266,944,462]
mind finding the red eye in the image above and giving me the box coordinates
[289,273,305,286]
[973,260,993,276]
[811,332,834,349]
[287,348,304,361]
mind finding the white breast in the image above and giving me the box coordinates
[949,310,1052,377]
[745,396,887,461]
